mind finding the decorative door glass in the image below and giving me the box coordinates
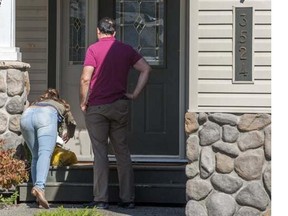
[69,0,86,64]
[115,0,165,65]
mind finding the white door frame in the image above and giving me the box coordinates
[55,0,188,162]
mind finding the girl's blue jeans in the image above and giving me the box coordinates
[20,106,58,190]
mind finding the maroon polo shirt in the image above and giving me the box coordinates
[83,37,142,106]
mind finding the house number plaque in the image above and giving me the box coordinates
[234,7,253,82]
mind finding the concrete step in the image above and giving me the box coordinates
[44,163,186,184]
[19,182,185,203]
[19,163,186,204]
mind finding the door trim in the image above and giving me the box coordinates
[179,0,188,160]
[48,0,57,88]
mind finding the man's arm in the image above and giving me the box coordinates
[80,66,94,112]
[125,58,151,100]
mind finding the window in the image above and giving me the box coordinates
[69,0,86,64]
[116,0,165,65]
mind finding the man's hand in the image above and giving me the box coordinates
[125,93,135,100]
[80,103,87,112]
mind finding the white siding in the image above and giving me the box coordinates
[189,0,271,113]
[16,0,48,102]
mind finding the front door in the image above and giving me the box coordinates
[58,0,181,161]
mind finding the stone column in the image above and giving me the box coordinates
[0,0,22,61]
[0,62,30,149]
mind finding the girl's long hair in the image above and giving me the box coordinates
[31,88,70,113]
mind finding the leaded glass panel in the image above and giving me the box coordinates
[116,0,164,65]
[69,0,86,64]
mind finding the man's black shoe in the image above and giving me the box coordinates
[83,201,109,209]
[118,202,135,209]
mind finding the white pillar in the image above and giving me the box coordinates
[0,0,22,61]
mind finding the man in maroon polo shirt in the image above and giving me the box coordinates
[80,17,151,209]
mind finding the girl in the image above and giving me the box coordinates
[20,88,76,209]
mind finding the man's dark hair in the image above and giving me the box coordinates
[97,17,116,35]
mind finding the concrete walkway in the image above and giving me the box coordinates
[0,203,185,216]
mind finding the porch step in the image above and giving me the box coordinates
[19,163,186,204]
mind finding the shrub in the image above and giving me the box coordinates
[0,139,29,190]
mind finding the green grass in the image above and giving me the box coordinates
[0,191,18,206]
[34,206,103,216]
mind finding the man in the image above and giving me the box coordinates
[80,17,151,209]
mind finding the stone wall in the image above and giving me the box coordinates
[0,61,30,149]
[185,112,271,216]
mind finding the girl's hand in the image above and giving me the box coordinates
[62,133,70,143]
